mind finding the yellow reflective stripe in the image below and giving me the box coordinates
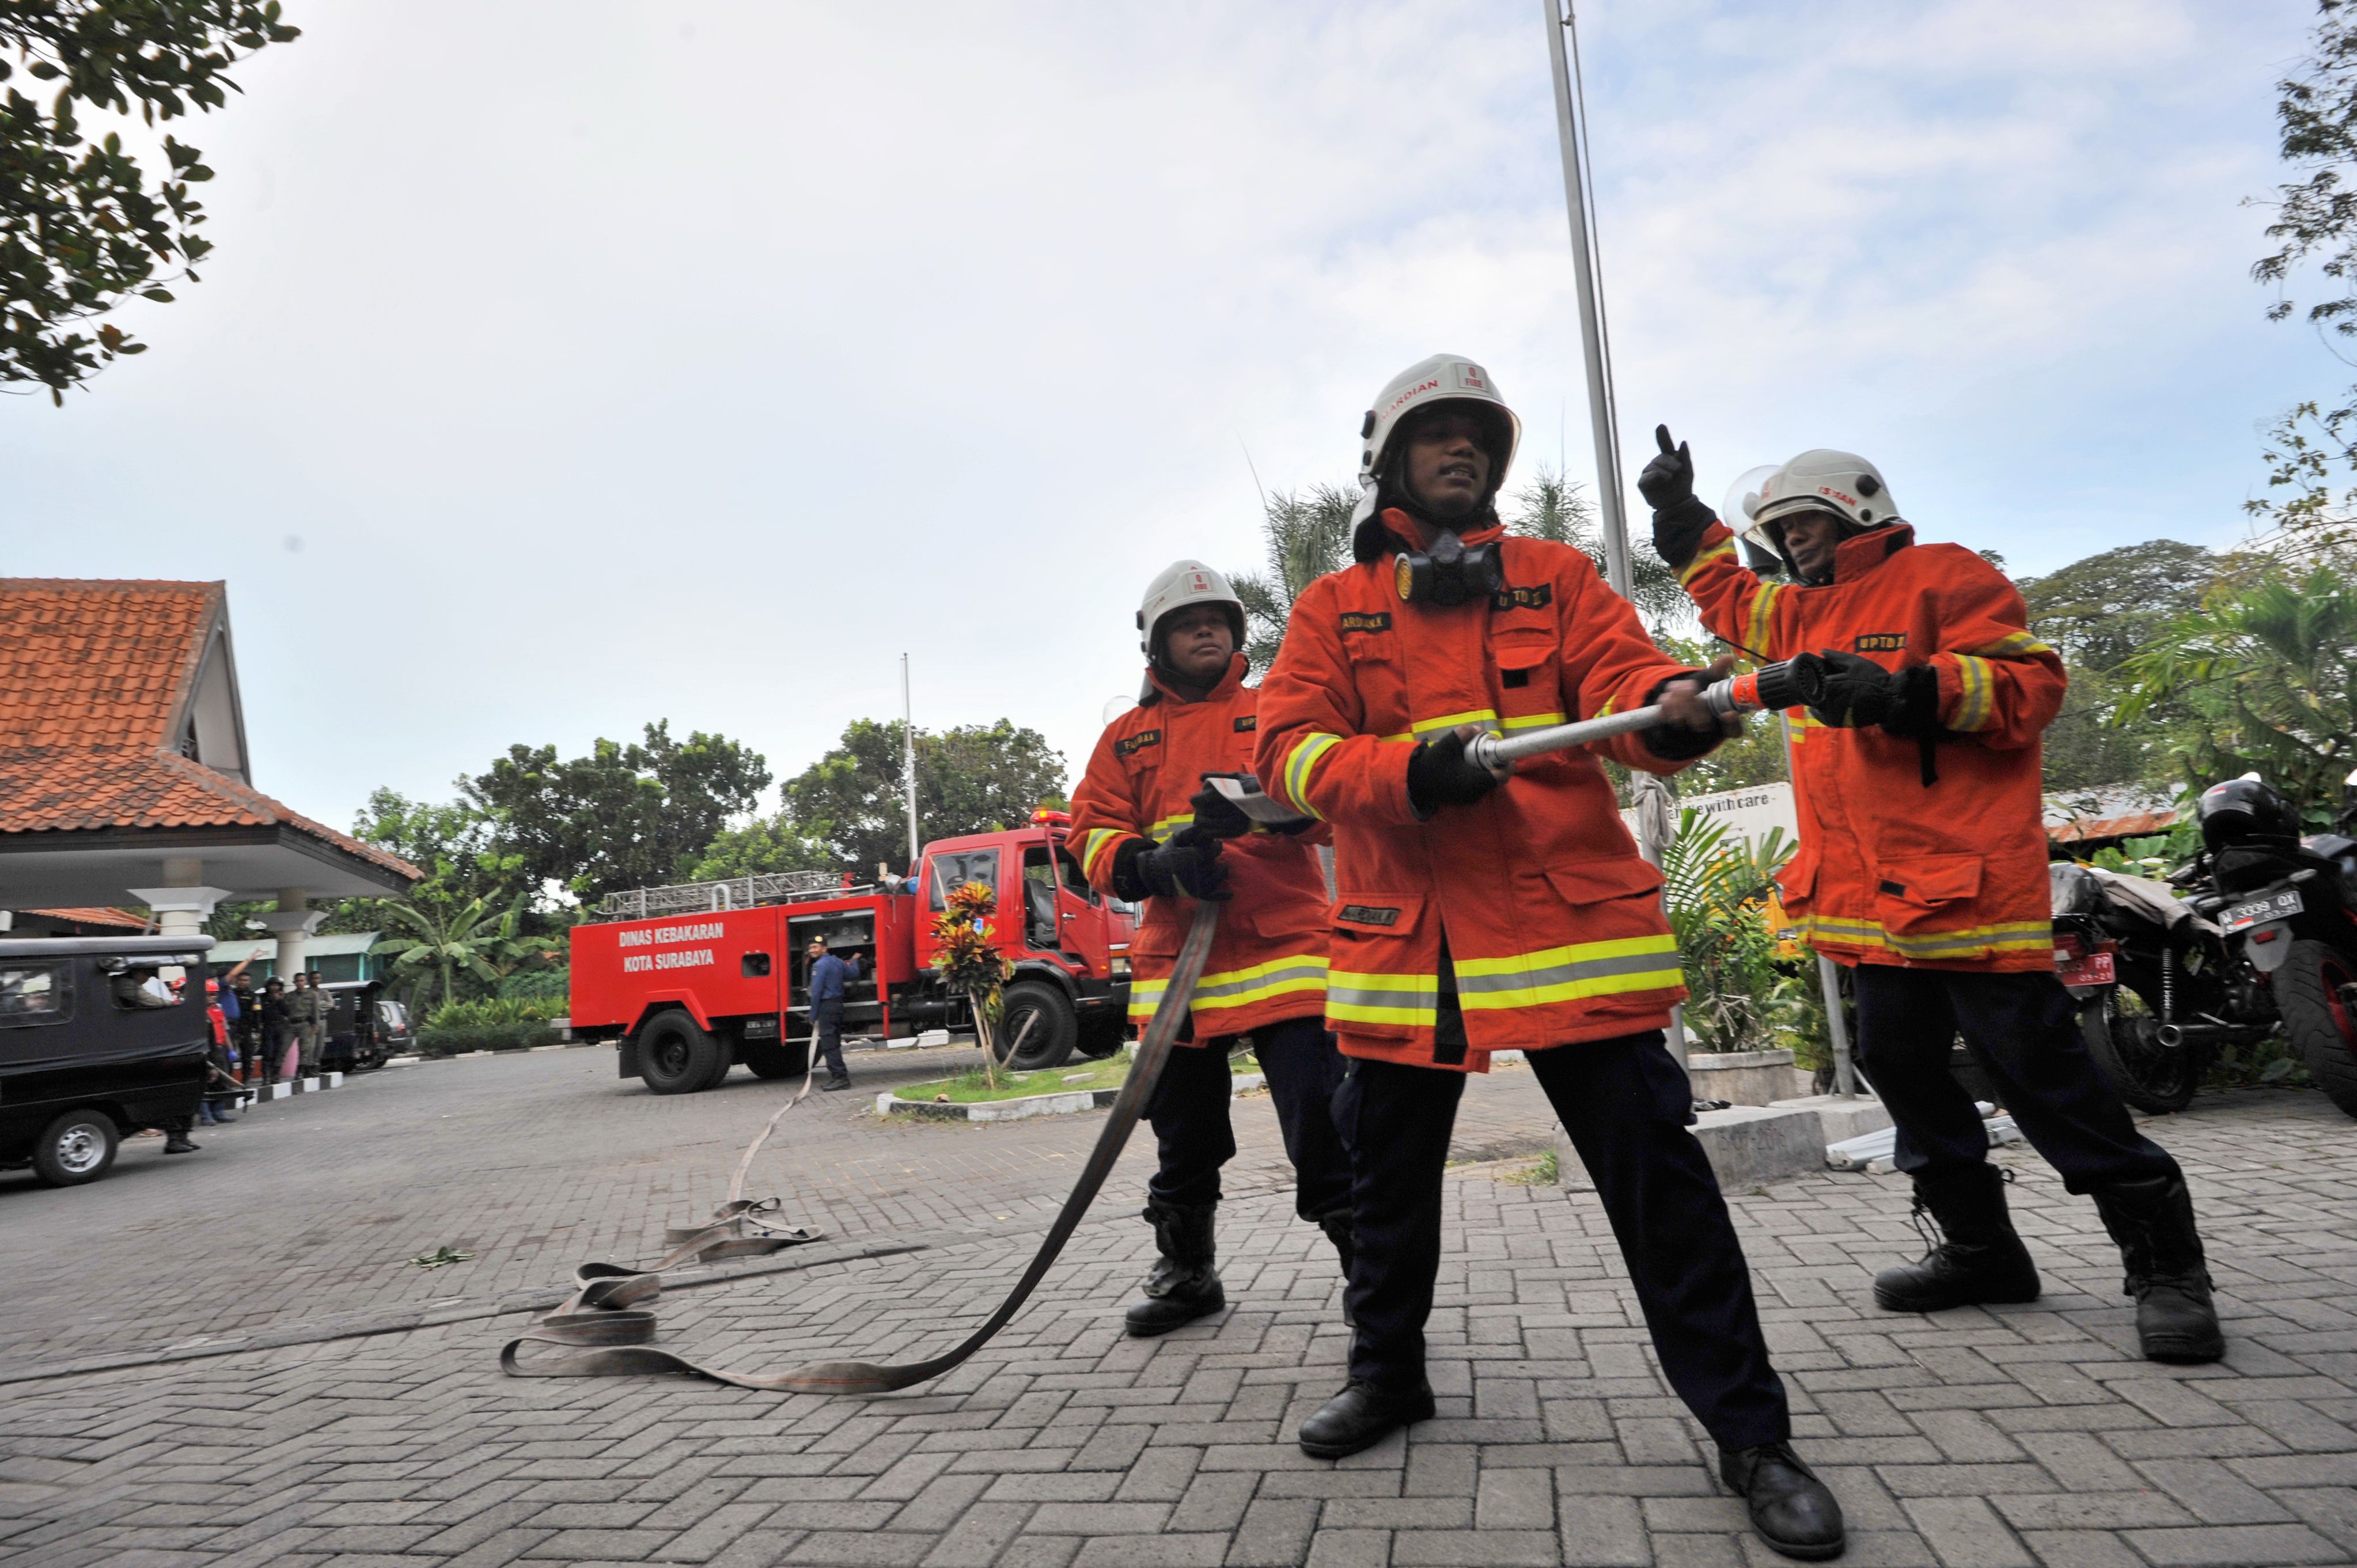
[1949,654,1997,732]
[1080,827,1124,880]
[1410,709,1499,737]
[1500,711,1567,732]
[1147,812,1194,843]
[1281,733,1342,817]
[1325,969,1439,1027]
[1132,955,1332,1017]
[1745,584,1784,662]
[1453,934,1683,1010]
[1968,631,2054,659]
[1794,915,2052,959]
[1676,541,1736,587]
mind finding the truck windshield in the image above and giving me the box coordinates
[929,849,1001,910]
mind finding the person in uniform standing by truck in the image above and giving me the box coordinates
[1644,429,2223,1366]
[808,938,859,1091]
[1068,562,1354,1338]
[287,970,331,1076]
[1254,357,1844,1562]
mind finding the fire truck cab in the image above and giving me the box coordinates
[569,815,1135,1094]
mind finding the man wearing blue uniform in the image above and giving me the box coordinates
[808,938,860,1091]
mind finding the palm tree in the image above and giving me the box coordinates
[1231,484,1357,675]
[372,895,530,1012]
[1505,465,1691,635]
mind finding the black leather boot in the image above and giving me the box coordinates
[1873,1162,2041,1312]
[1297,1378,1435,1459]
[1124,1199,1224,1337]
[162,1133,199,1154]
[2091,1174,2224,1364]
[1721,1442,1846,1561]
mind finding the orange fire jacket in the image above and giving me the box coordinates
[1677,520,2066,972]
[1069,653,1331,1042]
[1252,514,1701,1072]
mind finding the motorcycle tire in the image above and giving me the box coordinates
[2079,987,2201,1115]
[2269,938,2357,1118]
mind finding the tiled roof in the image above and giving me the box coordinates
[0,579,419,883]
[22,907,149,930]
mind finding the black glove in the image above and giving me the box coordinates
[1187,781,1255,840]
[1640,424,1716,569]
[1793,650,1944,739]
[1639,669,1729,761]
[1116,825,1231,902]
[1405,728,1505,819]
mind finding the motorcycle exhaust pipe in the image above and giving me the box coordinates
[2154,1021,2273,1048]
[1469,661,1807,771]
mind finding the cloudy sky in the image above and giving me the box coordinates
[5,0,2335,847]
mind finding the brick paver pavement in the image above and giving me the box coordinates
[1,1064,2350,1567]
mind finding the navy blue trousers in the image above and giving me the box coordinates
[1336,1032,1791,1451]
[1852,966,2179,1194]
[813,1006,847,1081]
[1145,1013,1352,1224]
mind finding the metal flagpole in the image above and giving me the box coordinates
[902,654,920,870]
[1543,0,1691,1074]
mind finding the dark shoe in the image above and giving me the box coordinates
[162,1135,199,1154]
[821,1075,854,1092]
[1297,1378,1435,1459]
[211,1111,237,1124]
[1873,1163,2041,1313]
[1721,1442,1846,1561]
[2091,1174,2224,1364]
[1124,1199,1224,1336]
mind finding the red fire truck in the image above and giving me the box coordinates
[569,813,1137,1094]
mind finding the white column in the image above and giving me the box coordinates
[128,862,232,981]
[259,889,324,982]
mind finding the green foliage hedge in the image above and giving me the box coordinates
[418,995,567,1056]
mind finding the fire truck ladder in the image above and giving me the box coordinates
[598,871,877,921]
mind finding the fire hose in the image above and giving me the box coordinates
[1466,661,1805,772]
[499,900,1221,1392]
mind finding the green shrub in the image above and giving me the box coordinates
[498,967,569,1002]
[416,1018,556,1056]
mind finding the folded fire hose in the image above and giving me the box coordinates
[498,900,1221,1392]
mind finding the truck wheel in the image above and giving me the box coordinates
[1074,1012,1127,1060]
[2079,986,2199,1115]
[741,1040,810,1081]
[996,982,1077,1071]
[2271,939,2357,1118]
[32,1109,118,1187]
[639,1013,725,1094]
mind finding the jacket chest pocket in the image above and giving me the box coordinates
[1342,630,1409,738]
[1491,626,1565,734]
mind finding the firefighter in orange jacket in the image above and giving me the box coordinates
[1646,429,2222,1367]
[1255,357,1843,1563]
[1068,562,1352,1337]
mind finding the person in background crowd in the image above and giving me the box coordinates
[198,979,240,1127]
[231,971,263,1081]
[808,938,861,1091]
[110,963,173,1009]
[261,976,296,1082]
[287,969,331,1075]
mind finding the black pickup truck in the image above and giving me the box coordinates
[0,934,213,1187]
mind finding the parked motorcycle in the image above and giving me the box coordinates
[2181,770,2357,1119]
[2051,861,2273,1113]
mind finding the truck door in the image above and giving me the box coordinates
[1052,842,1112,977]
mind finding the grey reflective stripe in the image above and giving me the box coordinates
[1326,978,1438,1008]
[1190,960,1330,1001]
[1453,948,1676,994]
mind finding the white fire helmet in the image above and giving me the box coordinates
[1351,354,1522,525]
[1136,559,1245,661]
[1743,449,1901,539]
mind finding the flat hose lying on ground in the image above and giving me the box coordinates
[499,901,1221,1393]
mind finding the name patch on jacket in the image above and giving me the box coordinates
[1339,611,1392,634]
[1492,584,1553,612]
[1337,904,1400,927]
[1115,730,1161,758]
[1854,632,1907,653]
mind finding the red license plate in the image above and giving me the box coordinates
[2057,951,2115,987]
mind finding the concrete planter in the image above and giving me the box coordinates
[1685,1048,1816,1108]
